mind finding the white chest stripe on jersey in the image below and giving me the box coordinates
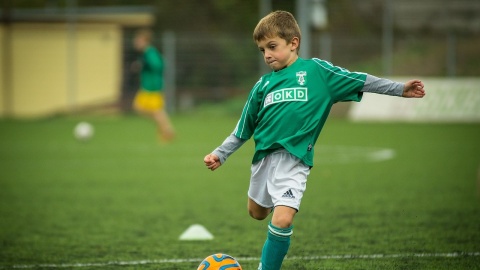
[312,58,366,83]
[262,80,270,89]
[236,78,263,137]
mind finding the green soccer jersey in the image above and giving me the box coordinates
[234,58,367,166]
[140,46,164,91]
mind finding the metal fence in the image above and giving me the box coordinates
[121,30,479,113]
[95,0,480,113]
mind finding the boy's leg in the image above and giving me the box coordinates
[271,205,296,228]
[248,150,309,270]
[153,109,175,141]
[248,198,271,220]
[259,206,296,270]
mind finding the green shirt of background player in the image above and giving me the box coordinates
[140,45,164,91]
[132,29,174,142]
[204,11,425,270]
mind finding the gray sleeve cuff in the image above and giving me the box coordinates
[212,133,247,164]
[361,74,404,97]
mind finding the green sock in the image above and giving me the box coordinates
[259,222,293,270]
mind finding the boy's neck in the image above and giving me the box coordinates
[275,55,299,72]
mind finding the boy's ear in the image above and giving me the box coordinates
[290,37,300,51]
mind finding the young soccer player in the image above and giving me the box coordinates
[132,29,175,142]
[203,11,425,270]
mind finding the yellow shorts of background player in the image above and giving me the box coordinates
[133,90,165,112]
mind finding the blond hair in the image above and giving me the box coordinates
[253,11,301,52]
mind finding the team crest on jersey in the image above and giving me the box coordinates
[296,71,307,86]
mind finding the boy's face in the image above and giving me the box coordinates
[133,35,148,51]
[257,36,299,71]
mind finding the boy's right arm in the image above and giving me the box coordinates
[204,134,246,171]
[204,77,262,171]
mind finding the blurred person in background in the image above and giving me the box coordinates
[132,29,175,142]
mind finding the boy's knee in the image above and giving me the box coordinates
[271,206,296,228]
[247,199,271,220]
[272,215,293,228]
[248,209,269,220]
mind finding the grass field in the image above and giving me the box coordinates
[1,105,479,270]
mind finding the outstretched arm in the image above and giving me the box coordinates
[361,75,425,98]
[402,79,425,98]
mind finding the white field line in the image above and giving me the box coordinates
[3,252,479,269]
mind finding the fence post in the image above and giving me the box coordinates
[296,0,311,59]
[382,0,393,76]
[162,31,176,114]
[66,0,77,111]
[446,31,456,77]
[258,0,272,75]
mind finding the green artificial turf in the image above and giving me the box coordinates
[0,108,479,269]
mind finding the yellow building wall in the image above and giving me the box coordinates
[11,23,68,117]
[0,25,5,116]
[76,24,122,107]
[9,23,121,118]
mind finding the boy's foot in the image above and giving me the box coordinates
[158,129,175,143]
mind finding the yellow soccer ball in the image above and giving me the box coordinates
[197,253,242,270]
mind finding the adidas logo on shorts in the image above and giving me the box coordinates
[282,189,295,199]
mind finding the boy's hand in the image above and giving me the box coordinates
[204,154,221,171]
[403,80,425,98]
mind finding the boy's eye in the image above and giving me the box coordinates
[269,44,276,50]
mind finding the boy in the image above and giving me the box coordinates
[132,29,175,142]
[203,11,425,270]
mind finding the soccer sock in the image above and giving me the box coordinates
[259,222,293,270]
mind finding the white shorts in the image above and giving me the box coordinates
[248,149,310,211]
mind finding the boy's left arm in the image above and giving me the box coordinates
[402,79,425,98]
[362,75,425,98]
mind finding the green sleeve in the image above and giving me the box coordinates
[313,58,366,103]
[233,78,263,140]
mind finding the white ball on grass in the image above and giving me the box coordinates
[74,122,94,141]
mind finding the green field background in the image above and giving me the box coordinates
[0,107,479,269]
